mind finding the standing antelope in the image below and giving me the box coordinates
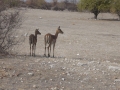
[44,26,63,57]
[29,29,41,56]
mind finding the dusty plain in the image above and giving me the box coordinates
[0,8,120,90]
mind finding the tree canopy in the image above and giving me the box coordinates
[111,0,120,20]
[77,0,112,19]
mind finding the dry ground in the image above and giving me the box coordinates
[0,8,120,90]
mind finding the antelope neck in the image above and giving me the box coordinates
[35,32,38,40]
[54,31,59,39]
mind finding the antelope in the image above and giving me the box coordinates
[44,26,63,57]
[29,29,41,56]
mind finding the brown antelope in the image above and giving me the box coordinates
[44,26,63,57]
[29,29,41,56]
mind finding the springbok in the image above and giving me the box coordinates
[29,29,41,56]
[44,26,63,57]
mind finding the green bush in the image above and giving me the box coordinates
[110,0,120,20]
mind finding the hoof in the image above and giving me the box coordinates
[48,54,50,57]
[44,54,46,57]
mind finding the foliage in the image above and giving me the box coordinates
[3,0,21,7]
[36,0,46,8]
[77,0,112,19]
[110,0,120,20]
[26,0,46,9]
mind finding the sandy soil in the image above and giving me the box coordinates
[0,8,120,90]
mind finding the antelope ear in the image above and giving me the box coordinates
[58,26,60,29]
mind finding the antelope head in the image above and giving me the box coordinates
[57,26,63,34]
[35,29,41,35]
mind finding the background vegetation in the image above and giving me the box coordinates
[0,0,22,55]
[25,0,120,20]
[110,0,120,20]
[77,0,120,20]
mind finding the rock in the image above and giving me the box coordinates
[108,66,120,71]
[51,87,57,90]
[114,79,120,82]
[62,78,65,81]
[33,85,37,88]
[28,73,34,76]
[50,79,53,81]
[39,17,42,19]
[50,64,54,68]
[66,72,70,76]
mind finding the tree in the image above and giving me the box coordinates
[4,0,21,7]
[26,0,46,8]
[37,0,46,8]
[77,0,112,19]
[111,0,120,20]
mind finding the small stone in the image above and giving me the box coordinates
[114,79,120,82]
[24,33,28,37]
[62,78,65,81]
[39,17,42,19]
[28,73,34,76]
[33,85,37,88]
[50,79,52,81]
[50,64,54,68]
[48,61,51,64]
[37,70,39,72]
[95,78,97,80]
[65,58,67,60]
[62,67,66,70]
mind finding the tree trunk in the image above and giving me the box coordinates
[117,13,120,21]
[93,11,99,19]
[92,9,100,19]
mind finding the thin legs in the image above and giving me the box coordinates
[30,44,36,56]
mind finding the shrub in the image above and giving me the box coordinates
[0,0,22,54]
[4,0,21,8]
[26,0,46,9]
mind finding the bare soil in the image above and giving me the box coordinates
[0,8,120,90]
